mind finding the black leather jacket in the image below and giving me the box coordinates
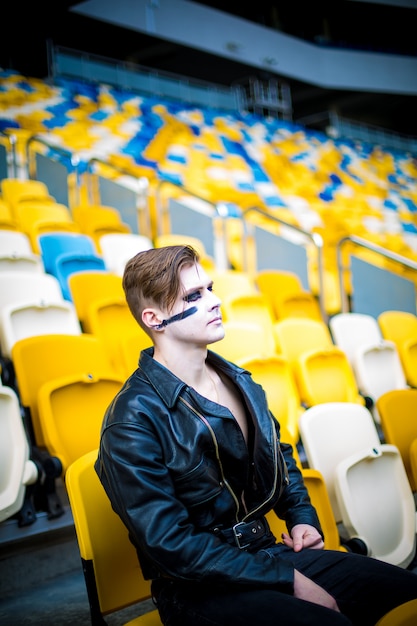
[96,347,322,592]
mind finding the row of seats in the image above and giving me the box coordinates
[1,263,416,437]
[2,71,417,322]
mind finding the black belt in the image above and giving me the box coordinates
[213,517,270,550]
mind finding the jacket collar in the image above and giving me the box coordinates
[138,346,246,409]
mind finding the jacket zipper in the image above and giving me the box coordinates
[179,395,285,524]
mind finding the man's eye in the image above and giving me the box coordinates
[184,290,201,302]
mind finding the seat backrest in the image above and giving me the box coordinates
[221,293,277,351]
[238,354,302,442]
[209,269,257,305]
[37,372,124,474]
[255,269,304,319]
[99,233,153,275]
[276,291,323,322]
[296,347,364,407]
[65,450,162,625]
[266,468,342,551]
[0,300,81,359]
[12,334,115,447]
[335,444,416,568]
[329,312,383,368]
[68,271,124,329]
[299,402,381,521]
[118,330,153,378]
[376,388,417,491]
[378,311,417,388]
[0,271,64,313]
[354,343,407,420]
[83,297,144,374]
[378,310,417,348]
[0,386,38,523]
[55,254,107,301]
[0,230,34,256]
[375,599,417,626]
[273,317,333,367]
[39,232,97,274]
[1,178,53,214]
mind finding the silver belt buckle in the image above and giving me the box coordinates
[232,521,250,550]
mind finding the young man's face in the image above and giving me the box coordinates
[166,263,224,346]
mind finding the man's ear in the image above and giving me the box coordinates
[142,308,164,330]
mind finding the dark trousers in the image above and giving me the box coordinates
[152,545,417,626]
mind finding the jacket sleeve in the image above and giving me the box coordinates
[96,408,297,592]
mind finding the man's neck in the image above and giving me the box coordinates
[153,342,209,389]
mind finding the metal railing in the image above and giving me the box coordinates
[241,206,326,320]
[337,235,417,313]
[155,178,231,270]
[85,157,151,238]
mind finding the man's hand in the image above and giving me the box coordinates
[281,523,324,552]
[294,570,340,612]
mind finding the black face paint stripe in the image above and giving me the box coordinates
[155,306,198,329]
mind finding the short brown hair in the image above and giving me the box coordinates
[123,245,200,333]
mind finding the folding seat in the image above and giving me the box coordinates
[1,178,55,217]
[65,450,163,625]
[37,371,124,475]
[118,330,154,377]
[38,232,107,300]
[273,317,333,368]
[376,388,417,491]
[266,468,344,552]
[329,314,407,400]
[0,298,81,359]
[301,403,417,567]
[335,444,416,568]
[11,334,115,448]
[82,296,141,375]
[353,343,408,421]
[221,292,278,353]
[0,198,18,230]
[99,233,153,276]
[256,269,322,321]
[209,268,258,306]
[378,310,417,387]
[299,402,381,522]
[273,317,336,400]
[0,230,44,273]
[214,320,277,362]
[0,385,39,526]
[295,347,367,408]
[67,270,124,330]
[329,312,384,368]
[15,201,78,253]
[72,204,131,253]
[375,599,417,626]
[0,271,64,313]
[238,354,303,442]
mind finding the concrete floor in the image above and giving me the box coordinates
[0,484,155,626]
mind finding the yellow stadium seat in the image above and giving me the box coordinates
[378,310,417,387]
[66,450,162,625]
[11,334,115,447]
[377,388,417,491]
[37,371,124,475]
